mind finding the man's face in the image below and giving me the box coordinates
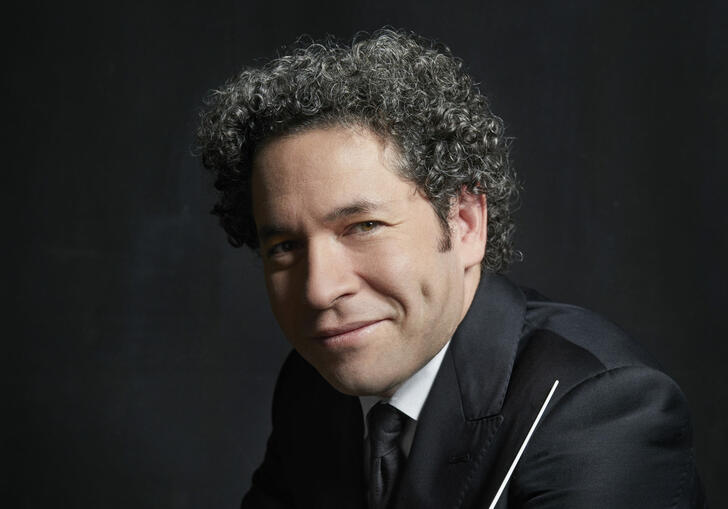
[252,127,473,397]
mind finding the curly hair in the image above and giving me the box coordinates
[195,28,519,272]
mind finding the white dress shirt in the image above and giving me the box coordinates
[359,340,451,457]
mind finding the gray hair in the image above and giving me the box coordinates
[196,28,519,272]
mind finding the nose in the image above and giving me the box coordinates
[304,237,358,309]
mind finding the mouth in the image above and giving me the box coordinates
[312,319,386,348]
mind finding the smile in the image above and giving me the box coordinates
[313,320,386,348]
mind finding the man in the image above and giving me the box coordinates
[196,29,706,508]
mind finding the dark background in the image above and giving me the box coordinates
[6,1,726,507]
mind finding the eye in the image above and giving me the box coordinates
[267,240,297,257]
[349,220,383,234]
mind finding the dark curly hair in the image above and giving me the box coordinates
[196,28,519,272]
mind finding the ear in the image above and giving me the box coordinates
[451,190,487,270]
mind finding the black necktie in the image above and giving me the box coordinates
[367,402,406,509]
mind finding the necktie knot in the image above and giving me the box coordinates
[367,403,406,457]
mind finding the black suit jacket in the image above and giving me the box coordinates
[242,273,707,508]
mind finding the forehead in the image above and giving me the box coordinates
[251,127,419,222]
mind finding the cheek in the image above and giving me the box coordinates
[359,242,414,287]
[356,239,440,309]
[366,225,442,274]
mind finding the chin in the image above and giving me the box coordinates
[317,365,397,397]
[298,343,408,397]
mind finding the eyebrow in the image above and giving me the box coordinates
[257,199,385,242]
[323,199,382,222]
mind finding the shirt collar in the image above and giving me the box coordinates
[359,340,450,434]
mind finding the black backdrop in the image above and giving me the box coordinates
[6,1,727,507]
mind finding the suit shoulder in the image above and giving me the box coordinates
[512,322,689,428]
[521,289,660,371]
[511,363,704,508]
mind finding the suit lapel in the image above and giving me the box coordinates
[394,349,504,509]
[393,273,527,509]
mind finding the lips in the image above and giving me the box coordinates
[313,319,384,339]
[308,319,388,350]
